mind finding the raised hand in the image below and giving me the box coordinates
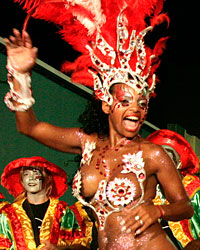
[4,29,38,73]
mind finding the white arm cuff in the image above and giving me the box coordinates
[5,58,35,111]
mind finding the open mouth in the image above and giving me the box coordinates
[123,115,140,131]
[124,116,139,122]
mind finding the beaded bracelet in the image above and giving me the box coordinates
[156,205,164,218]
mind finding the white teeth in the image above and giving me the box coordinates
[125,116,139,121]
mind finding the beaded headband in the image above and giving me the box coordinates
[87,21,156,104]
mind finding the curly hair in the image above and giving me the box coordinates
[78,97,109,137]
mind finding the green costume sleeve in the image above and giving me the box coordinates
[60,201,93,249]
[189,190,200,239]
[0,212,15,250]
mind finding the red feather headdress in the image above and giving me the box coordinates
[15,0,169,104]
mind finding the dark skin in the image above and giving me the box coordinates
[41,241,89,250]
[184,240,200,250]
[5,29,194,250]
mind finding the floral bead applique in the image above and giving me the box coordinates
[80,140,96,166]
[121,151,146,182]
[106,177,136,206]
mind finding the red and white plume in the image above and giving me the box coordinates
[15,0,169,104]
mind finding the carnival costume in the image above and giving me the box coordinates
[0,192,9,211]
[5,0,169,232]
[73,142,146,230]
[0,157,92,250]
[148,129,200,249]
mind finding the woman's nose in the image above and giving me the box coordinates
[29,173,36,180]
[129,101,139,111]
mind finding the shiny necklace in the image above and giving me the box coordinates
[95,136,139,177]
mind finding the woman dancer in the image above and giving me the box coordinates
[4,0,193,249]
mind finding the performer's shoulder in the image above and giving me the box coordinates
[141,137,165,155]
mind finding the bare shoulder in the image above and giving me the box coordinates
[140,137,176,173]
[79,130,99,146]
[140,137,163,153]
[141,138,170,162]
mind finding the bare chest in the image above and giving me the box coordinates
[80,140,146,198]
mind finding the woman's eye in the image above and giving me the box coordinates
[120,99,130,106]
[138,99,148,109]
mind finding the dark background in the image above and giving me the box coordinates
[1,0,200,137]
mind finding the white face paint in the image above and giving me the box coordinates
[22,168,43,194]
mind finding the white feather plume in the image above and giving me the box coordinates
[65,0,106,34]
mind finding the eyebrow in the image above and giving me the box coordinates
[23,169,41,174]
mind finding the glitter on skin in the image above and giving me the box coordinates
[109,232,154,250]
[111,235,134,249]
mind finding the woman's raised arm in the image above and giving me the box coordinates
[4,29,83,154]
